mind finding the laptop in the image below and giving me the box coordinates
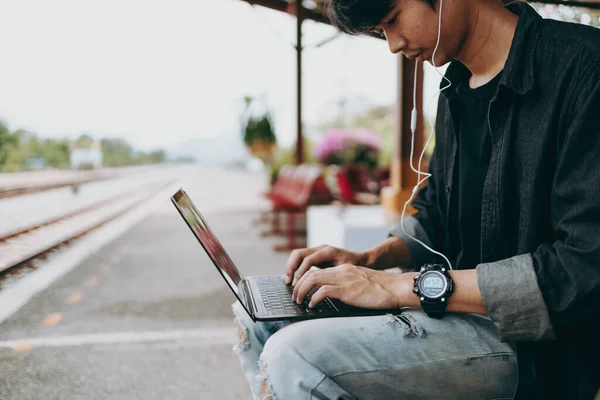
[171,188,401,322]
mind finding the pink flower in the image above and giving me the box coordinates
[313,129,382,163]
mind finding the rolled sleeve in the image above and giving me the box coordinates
[389,215,435,271]
[477,253,555,342]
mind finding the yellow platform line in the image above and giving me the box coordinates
[84,276,99,287]
[13,342,33,352]
[67,292,83,304]
[43,313,63,326]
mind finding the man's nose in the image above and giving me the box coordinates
[388,42,404,55]
[386,35,407,55]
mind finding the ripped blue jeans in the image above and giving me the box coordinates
[232,301,518,399]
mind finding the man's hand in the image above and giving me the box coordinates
[284,245,366,285]
[292,264,412,310]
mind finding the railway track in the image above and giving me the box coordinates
[0,176,110,200]
[0,165,159,200]
[0,179,175,279]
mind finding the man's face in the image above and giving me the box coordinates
[374,0,466,66]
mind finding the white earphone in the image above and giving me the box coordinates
[399,0,454,270]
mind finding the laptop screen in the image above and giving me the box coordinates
[171,189,243,295]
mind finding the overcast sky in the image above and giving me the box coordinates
[0,0,446,151]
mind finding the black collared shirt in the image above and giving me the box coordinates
[403,3,600,398]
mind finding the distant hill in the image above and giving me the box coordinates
[167,134,251,165]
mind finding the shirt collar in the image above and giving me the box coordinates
[440,2,542,99]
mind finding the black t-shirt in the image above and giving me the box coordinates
[449,71,502,270]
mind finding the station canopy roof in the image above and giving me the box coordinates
[239,0,332,24]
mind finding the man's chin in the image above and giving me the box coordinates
[426,54,451,68]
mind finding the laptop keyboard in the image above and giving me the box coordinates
[256,276,339,316]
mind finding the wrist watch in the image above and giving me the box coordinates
[413,264,454,319]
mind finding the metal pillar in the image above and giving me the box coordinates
[381,55,423,220]
[401,58,424,189]
[295,1,304,165]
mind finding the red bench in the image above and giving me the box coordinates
[260,164,332,251]
[326,165,380,206]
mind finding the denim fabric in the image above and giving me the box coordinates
[390,3,600,397]
[233,302,517,400]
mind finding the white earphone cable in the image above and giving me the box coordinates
[399,0,454,270]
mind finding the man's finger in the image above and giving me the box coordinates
[294,246,334,285]
[308,285,338,308]
[284,248,309,284]
[283,249,305,284]
[284,245,327,284]
[294,268,337,305]
[292,268,317,304]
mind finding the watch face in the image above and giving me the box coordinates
[418,271,447,299]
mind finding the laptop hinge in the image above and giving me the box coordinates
[240,279,256,319]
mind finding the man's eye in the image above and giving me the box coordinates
[386,14,398,25]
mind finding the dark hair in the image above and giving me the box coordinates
[327,0,437,36]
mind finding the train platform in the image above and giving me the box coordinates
[0,165,289,399]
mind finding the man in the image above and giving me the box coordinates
[232,0,600,398]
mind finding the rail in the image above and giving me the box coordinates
[0,179,175,275]
[0,166,158,200]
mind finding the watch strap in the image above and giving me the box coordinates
[422,300,448,319]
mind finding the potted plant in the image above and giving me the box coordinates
[314,129,383,199]
[313,128,382,171]
[241,96,277,164]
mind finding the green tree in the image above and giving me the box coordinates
[148,150,166,164]
[2,130,44,171]
[42,138,70,168]
[101,138,135,167]
[100,138,166,166]
[0,120,166,171]
[74,134,95,149]
[0,121,18,168]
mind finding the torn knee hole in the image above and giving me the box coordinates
[235,321,245,340]
[232,318,250,353]
[386,313,426,338]
[260,380,273,400]
[258,356,277,400]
